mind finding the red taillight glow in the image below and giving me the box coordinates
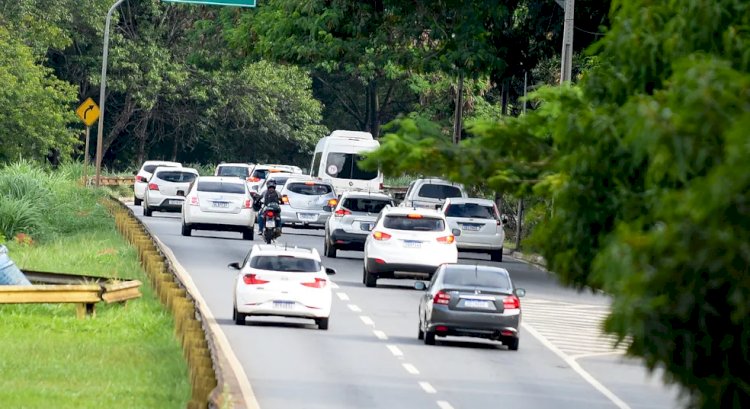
[379,183,384,190]
[437,235,455,244]
[435,325,449,332]
[372,231,391,241]
[148,183,159,191]
[243,274,269,285]
[135,175,145,182]
[243,199,252,209]
[503,295,521,310]
[265,210,275,217]
[247,177,261,182]
[281,195,289,204]
[433,291,451,305]
[301,277,327,288]
[189,196,199,206]
[334,208,351,217]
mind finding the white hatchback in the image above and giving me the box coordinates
[442,198,508,262]
[181,176,256,240]
[142,167,199,217]
[133,160,181,205]
[230,245,336,329]
[363,207,460,287]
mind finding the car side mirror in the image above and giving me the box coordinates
[414,281,428,291]
[227,262,241,270]
[452,228,461,237]
[132,170,138,176]
[325,267,336,275]
[502,216,509,225]
[515,288,526,297]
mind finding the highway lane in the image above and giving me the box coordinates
[133,206,680,409]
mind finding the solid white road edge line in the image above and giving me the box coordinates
[522,322,632,409]
[360,315,375,326]
[386,344,404,357]
[373,330,388,340]
[336,292,350,301]
[419,381,437,394]
[436,401,455,409]
[348,304,362,312]
[155,235,261,409]
[402,363,420,375]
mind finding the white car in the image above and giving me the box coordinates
[181,176,257,240]
[142,167,198,217]
[363,207,460,287]
[401,178,467,209]
[253,172,295,194]
[442,198,508,262]
[247,164,301,192]
[214,163,254,179]
[133,160,181,205]
[230,245,336,329]
[323,192,395,258]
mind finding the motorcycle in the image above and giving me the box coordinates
[260,203,282,244]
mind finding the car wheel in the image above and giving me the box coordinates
[506,337,519,351]
[243,228,254,240]
[424,330,436,345]
[363,266,377,288]
[181,222,192,237]
[143,204,153,217]
[418,320,425,340]
[233,306,246,326]
[134,196,142,206]
[491,248,503,262]
[316,317,329,330]
[328,241,337,258]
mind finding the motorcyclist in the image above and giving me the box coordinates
[257,181,281,233]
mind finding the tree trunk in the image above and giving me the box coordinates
[171,133,179,162]
[514,198,524,250]
[367,79,380,137]
[135,114,151,166]
[501,79,510,116]
[452,73,465,144]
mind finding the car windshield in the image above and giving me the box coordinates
[383,215,445,231]
[445,203,496,219]
[286,182,333,196]
[156,171,197,183]
[250,255,321,272]
[217,166,250,178]
[252,169,269,179]
[197,181,245,194]
[443,267,511,289]
[325,153,378,180]
[418,184,463,200]
[144,164,178,173]
[343,198,392,213]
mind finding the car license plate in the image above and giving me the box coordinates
[462,224,481,231]
[266,219,276,228]
[403,240,421,248]
[168,199,183,205]
[464,299,494,309]
[273,301,294,310]
[212,202,229,208]
[298,213,317,222]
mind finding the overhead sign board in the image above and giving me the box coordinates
[75,98,100,127]
[161,0,256,6]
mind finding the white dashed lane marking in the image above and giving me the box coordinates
[402,363,420,375]
[419,382,437,394]
[373,330,388,340]
[386,344,404,357]
[359,316,375,326]
[336,292,349,301]
[348,304,362,312]
[436,401,455,409]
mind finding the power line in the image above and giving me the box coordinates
[575,26,604,37]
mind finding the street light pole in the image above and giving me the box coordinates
[95,0,126,187]
[559,0,575,83]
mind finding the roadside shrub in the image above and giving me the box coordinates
[0,196,43,239]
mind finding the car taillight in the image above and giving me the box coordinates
[243,199,251,209]
[372,231,391,241]
[334,208,351,217]
[189,196,200,206]
[243,274,269,285]
[148,183,159,191]
[265,210,275,217]
[407,213,423,219]
[437,235,455,244]
[281,195,289,204]
[503,295,520,310]
[328,198,338,207]
[135,175,145,182]
[247,177,260,182]
[433,291,451,305]
[379,183,384,190]
[301,277,327,288]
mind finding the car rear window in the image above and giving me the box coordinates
[445,203,496,219]
[343,198,392,213]
[418,184,463,200]
[144,164,178,173]
[383,215,445,231]
[217,166,250,178]
[265,177,291,188]
[286,182,333,196]
[325,153,378,180]
[250,255,321,272]
[252,169,269,179]
[197,181,245,194]
[443,268,511,289]
[156,171,197,183]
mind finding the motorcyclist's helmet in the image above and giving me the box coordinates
[267,180,276,189]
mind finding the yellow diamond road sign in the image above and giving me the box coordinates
[75,98,100,127]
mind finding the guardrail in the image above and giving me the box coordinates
[82,176,134,187]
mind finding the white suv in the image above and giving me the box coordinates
[181,176,257,240]
[363,207,460,287]
[401,178,467,209]
[142,167,199,217]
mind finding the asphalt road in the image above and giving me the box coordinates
[133,206,682,409]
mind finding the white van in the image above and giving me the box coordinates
[310,130,383,194]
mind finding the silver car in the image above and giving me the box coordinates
[442,198,508,262]
[278,178,337,229]
[416,264,525,350]
[323,192,394,258]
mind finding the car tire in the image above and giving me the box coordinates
[181,222,192,237]
[328,241,337,258]
[316,317,329,330]
[424,330,436,345]
[143,205,153,217]
[243,228,254,240]
[134,196,142,206]
[491,248,503,262]
[418,321,425,340]
[363,266,377,288]
[233,307,246,326]
[506,337,519,351]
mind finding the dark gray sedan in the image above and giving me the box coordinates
[415,264,526,350]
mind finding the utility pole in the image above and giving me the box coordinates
[95,0,126,187]
[452,72,465,144]
[558,0,575,83]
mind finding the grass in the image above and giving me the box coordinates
[0,161,189,408]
